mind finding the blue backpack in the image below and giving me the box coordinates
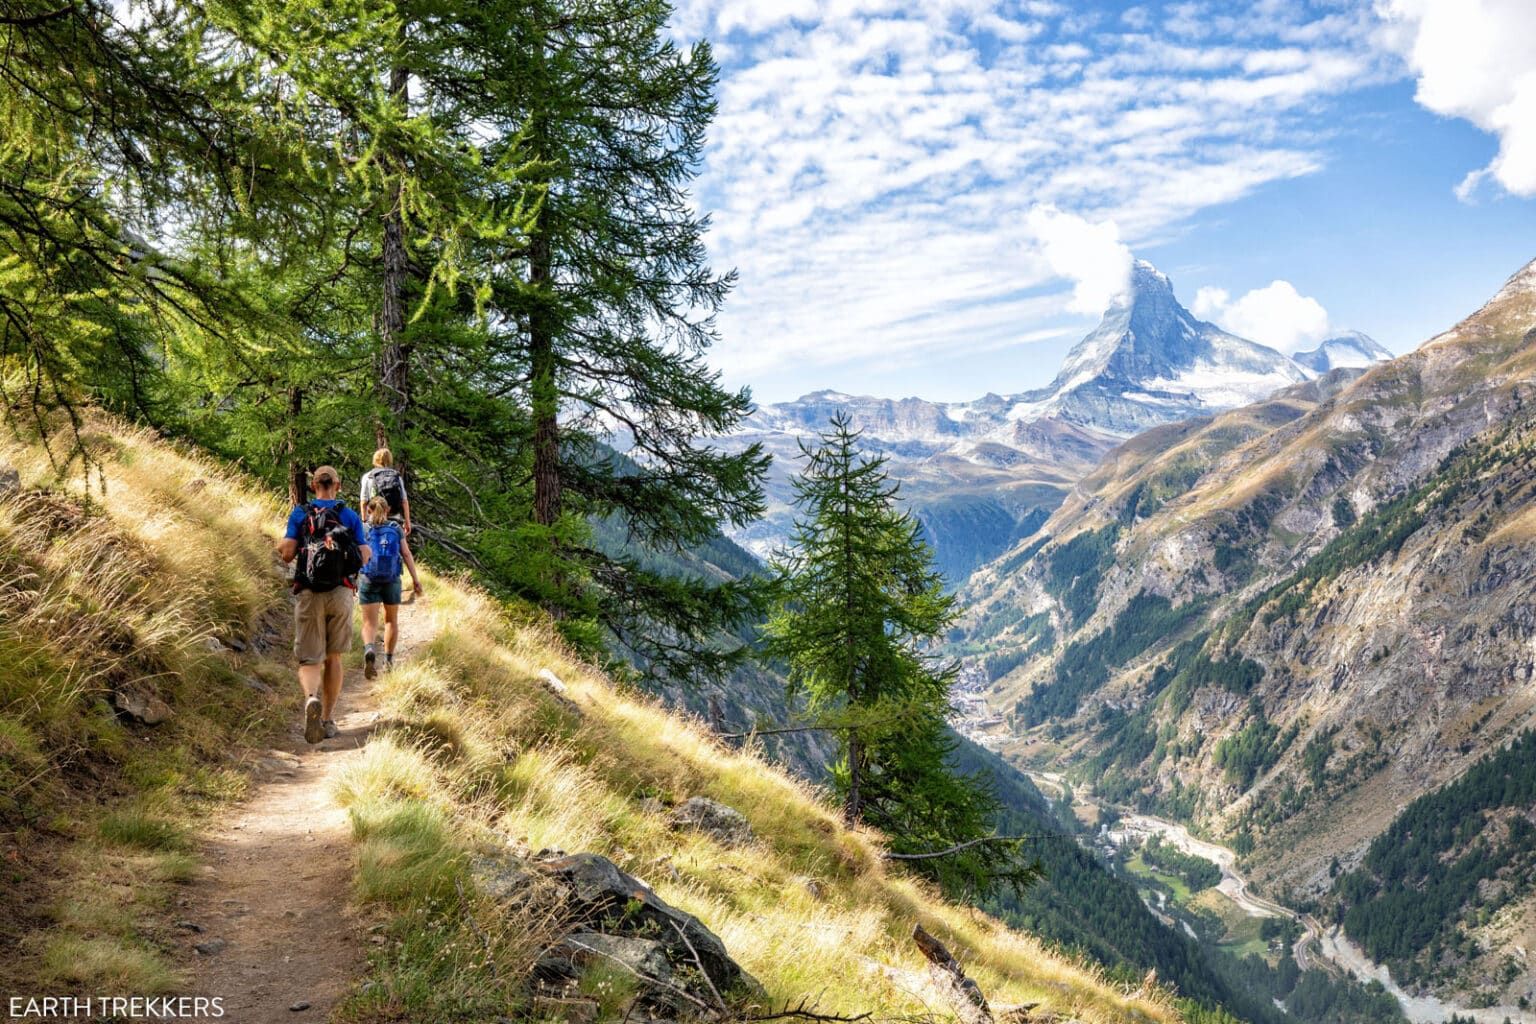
[364,522,403,581]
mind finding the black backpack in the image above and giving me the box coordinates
[294,502,363,593]
[371,467,406,518]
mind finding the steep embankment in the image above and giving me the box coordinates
[956,257,1536,1006]
[0,410,1179,1024]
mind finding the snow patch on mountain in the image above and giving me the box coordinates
[1293,331,1393,373]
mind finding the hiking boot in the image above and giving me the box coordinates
[363,645,377,680]
[384,654,395,673]
[303,696,324,744]
[323,719,340,739]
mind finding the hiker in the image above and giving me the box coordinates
[277,466,371,744]
[359,447,412,535]
[359,495,423,678]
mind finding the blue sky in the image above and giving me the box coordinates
[669,0,1536,404]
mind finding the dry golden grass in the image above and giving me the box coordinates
[0,410,291,993]
[331,578,1182,1024]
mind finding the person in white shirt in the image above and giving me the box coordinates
[359,447,412,535]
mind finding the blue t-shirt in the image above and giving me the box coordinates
[285,500,366,546]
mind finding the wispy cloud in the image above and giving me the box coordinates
[673,0,1388,395]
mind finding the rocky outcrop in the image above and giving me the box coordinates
[112,685,171,725]
[668,797,753,847]
[474,849,759,1011]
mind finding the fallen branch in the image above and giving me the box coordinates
[911,923,992,1024]
[716,723,839,739]
[561,935,717,1018]
[883,835,1038,862]
[716,714,908,741]
[669,917,728,1015]
[741,995,873,1023]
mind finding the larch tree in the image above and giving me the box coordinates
[764,414,1035,896]
[476,0,769,683]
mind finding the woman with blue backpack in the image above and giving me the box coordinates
[360,496,423,679]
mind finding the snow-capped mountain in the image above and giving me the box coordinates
[720,259,1373,583]
[1292,330,1393,373]
[1016,260,1313,435]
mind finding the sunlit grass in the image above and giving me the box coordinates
[1,409,1176,1023]
[0,408,292,993]
[340,577,1180,1024]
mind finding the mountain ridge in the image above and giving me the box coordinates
[723,259,1383,584]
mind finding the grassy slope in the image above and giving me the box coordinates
[0,412,1180,1024]
[0,412,291,994]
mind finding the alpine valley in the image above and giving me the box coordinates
[950,256,1536,1016]
[721,261,1380,583]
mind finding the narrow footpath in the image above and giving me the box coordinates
[177,602,429,1023]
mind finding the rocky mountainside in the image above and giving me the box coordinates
[722,261,1336,584]
[955,256,1536,1008]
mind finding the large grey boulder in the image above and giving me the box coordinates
[536,852,758,997]
[668,797,754,847]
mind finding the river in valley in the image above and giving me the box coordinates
[1025,771,1534,1024]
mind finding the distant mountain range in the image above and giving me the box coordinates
[720,259,1389,583]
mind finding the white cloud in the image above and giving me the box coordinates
[1377,0,1536,198]
[1196,280,1331,352]
[1026,205,1133,314]
[1191,285,1230,319]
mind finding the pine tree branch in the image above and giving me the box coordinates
[741,997,872,1023]
[0,5,75,27]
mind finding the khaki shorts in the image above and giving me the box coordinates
[293,586,354,664]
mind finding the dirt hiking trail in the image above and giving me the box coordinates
[178,600,430,1023]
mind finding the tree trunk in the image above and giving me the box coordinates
[911,924,993,1024]
[377,57,411,453]
[286,387,308,507]
[844,729,863,825]
[529,227,560,528]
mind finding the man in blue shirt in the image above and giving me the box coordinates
[277,466,371,743]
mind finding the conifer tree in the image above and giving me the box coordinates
[0,0,270,441]
[473,0,769,682]
[765,414,1033,895]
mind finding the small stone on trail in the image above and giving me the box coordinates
[193,938,228,956]
[175,920,203,932]
[202,636,228,653]
[288,1001,310,1012]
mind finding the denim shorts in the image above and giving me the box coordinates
[357,575,402,606]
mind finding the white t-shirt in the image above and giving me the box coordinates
[360,467,408,514]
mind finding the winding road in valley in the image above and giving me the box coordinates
[1025,771,1535,1024]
